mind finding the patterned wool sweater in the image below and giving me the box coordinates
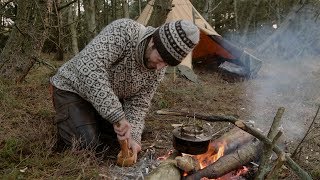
[50,19,166,144]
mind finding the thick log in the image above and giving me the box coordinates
[184,142,262,180]
[144,151,181,180]
[210,127,255,155]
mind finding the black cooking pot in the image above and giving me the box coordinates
[172,125,213,155]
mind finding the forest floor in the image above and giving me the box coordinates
[0,54,319,179]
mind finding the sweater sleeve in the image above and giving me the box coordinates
[122,72,165,145]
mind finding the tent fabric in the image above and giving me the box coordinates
[137,0,262,81]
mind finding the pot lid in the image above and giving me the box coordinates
[172,124,213,142]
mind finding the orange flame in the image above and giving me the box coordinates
[193,141,226,169]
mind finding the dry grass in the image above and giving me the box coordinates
[0,55,319,179]
[0,62,106,179]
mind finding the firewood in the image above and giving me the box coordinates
[156,109,313,180]
[144,151,181,180]
[184,141,262,180]
[210,127,255,155]
[175,155,200,173]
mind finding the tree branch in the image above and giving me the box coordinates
[58,0,77,11]
[292,104,320,158]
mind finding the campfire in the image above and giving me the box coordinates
[148,126,260,180]
[144,109,313,180]
[181,139,254,180]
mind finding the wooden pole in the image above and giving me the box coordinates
[255,107,285,179]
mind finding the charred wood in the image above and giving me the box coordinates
[184,141,262,180]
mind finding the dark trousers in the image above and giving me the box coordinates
[52,86,118,151]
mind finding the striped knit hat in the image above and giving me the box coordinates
[152,20,200,66]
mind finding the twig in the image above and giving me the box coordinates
[58,0,77,11]
[0,0,14,10]
[156,110,313,180]
[292,104,320,158]
[32,56,56,70]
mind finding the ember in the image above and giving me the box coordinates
[156,150,174,161]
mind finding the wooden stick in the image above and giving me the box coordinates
[255,107,284,179]
[265,152,286,180]
[156,110,313,180]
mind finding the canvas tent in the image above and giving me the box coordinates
[137,0,262,81]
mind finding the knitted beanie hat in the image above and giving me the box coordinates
[152,20,200,66]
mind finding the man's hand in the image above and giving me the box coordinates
[128,139,141,163]
[113,118,131,140]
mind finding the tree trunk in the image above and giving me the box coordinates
[234,0,239,31]
[83,0,97,42]
[53,0,64,61]
[147,0,173,27]
[138,0,141,15]
[240,0,262,44]
[122,0,129,18]
[255,3,304,54]
[202,0,210,20]
[0,0,53,83]
[68,0,79,55]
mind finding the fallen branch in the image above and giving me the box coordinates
[156,110,313,180]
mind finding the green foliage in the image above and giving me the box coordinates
[0,138,21,159]
[311,169,320,179]
[157,99,169,109]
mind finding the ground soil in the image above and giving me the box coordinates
[137,56,320,179]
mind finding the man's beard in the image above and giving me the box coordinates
[145,58,156,69]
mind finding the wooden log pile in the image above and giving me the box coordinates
[149,107,313,180]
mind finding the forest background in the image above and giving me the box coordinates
[0,0,320,179]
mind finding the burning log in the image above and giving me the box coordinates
[210,127,255,155]
[184,141,262,180]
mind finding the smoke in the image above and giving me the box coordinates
[226,4,320,142]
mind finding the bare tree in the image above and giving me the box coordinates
[122,0,129,18]
[240,0,262,44]
[0,0,53,83]
[83,0,96,41]
[68,0,78,55]
[147,0,173,27]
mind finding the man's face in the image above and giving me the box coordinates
[145,39,168,70]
